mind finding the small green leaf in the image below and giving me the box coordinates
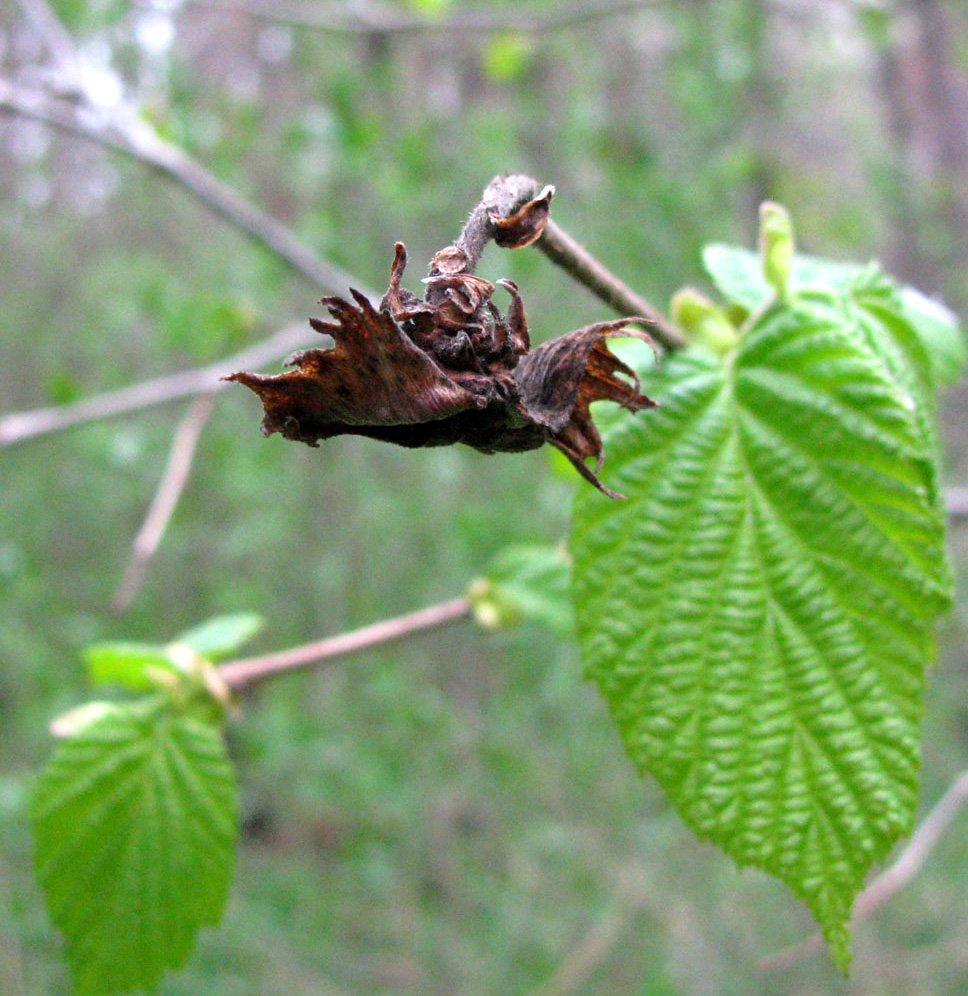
[174,613,265,661]
[472,544,572,634]
[702,243,769,312]
[704,244,857,311]
[406,0,451,15]
[85,642,177,691]
[49,701,127,738]
[31,700,239,996]
[572,296,951,970]
[855,1,891,46]
[670,287,738,355]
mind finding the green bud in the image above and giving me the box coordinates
[467,577,513,630]
[759,201,795,301]
[670,287,739,355]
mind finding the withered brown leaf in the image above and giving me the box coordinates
[227,178,657,499]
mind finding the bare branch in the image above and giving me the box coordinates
[537,219,685,350]
[525,866,649,996]
[0,78,371,297]
[759,767,968,972]
[0,321,314,446]
[218,596,473,689]
[113,395,216,611]
[167,0,672,36]
[16,0,81,77]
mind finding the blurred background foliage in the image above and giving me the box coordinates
[2,0,968,993]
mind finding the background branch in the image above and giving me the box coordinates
[218,596,473,690]
[113,395,216,612]
[0,321,310,446]
[524,867,649,996]
[15,0,81,79]
[170,0,672,36]
[0,79,370,298]
[947,485,968,520]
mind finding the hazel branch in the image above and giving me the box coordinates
[217,596,473,690]
[431,173,682,349]
[537,219,685,350]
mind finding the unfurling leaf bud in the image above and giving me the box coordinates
[759,201,795,301]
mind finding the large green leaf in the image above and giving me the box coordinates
[31,700,238,996]
[571,297,951,970]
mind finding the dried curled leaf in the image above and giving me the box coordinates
[488,183,555,249]
[228,242,656,497]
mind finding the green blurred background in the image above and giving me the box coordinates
[3,0,968,992]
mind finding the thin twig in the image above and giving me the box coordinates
[537,220,685,350]
[0,321,312,446]
[168,0,671,36]
[16,0,81,77]
[525,867,649,996]
[218,596,473,689]
[113,395,216,611]
[11,0,356,292]
[759,767,968,972]
[0,79,370,298]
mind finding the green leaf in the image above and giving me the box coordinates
[31,700,239,996]
[701,243,770,311]
[703,243,857,310]
[898,286,967,389]
[482,33,534,82]
[701,244,966,391]
[49,701,128,738]
[174,613,265,661]
[670,287,738,356]
[85,641,178,691]
[472,544,573,634]
[571,298,951,970]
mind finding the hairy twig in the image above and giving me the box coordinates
[218,596,473,689]
[759,767,968,971]
[113,395,216,612]
[537,219,685,350]
[168,0,670,36]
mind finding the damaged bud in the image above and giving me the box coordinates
[227,175,657,499]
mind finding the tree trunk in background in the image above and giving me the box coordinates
[740,0,780,227]
[909,0,968,277]
[870,10,934,287]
